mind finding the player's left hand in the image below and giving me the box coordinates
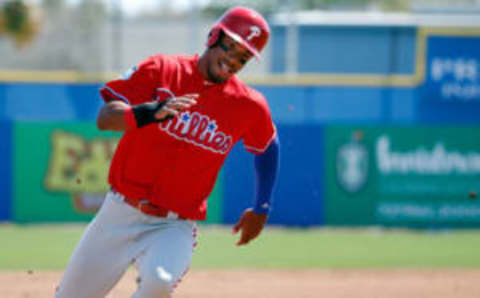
[232,208,268,246]
[154,94,198,121]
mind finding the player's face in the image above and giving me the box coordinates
[207,35,253,83]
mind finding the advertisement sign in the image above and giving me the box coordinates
[424,35,480,102]
[326,126,480,227]
[13,122,223,223]
[14,123,120,222]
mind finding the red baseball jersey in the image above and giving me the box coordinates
[100,54,276,220]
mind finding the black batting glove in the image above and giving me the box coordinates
[132,98,173,128]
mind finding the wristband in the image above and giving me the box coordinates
[127,98,172,129]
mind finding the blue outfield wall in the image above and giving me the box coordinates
[4,82,479,125]
[223,124,325,226]
[1,27,479,226]
[1,81,480,225]
[0,120,11,221]
[0,82,104,222]
[255,86,420,124]
[0,82,103,121]
[418,95,480,123]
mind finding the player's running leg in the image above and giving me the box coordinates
[131,220,197,298]
[55,191,140,298]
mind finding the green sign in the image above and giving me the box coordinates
[326,126,480,227]
[14,122,222,223]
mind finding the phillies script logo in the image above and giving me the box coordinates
[159,111,233,154]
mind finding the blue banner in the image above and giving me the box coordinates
[423,35,480,102]
[419,35,480,123]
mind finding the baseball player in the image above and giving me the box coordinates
[55,6,279,298]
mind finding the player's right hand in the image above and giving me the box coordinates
[155,94,198,120]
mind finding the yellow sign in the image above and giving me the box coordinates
[45,131,119,213]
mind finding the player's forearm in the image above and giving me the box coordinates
[253,136,280,214]
[97,96,197,132]
[97,101,131,131]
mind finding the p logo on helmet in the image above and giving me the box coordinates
[207,6,270,59]
[247,26,261,41]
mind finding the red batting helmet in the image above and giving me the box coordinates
[207,6,270,59]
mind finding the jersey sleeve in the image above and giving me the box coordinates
[243,95,277,154]
[99,57,160,105]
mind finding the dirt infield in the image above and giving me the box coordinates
[1,269,480,298]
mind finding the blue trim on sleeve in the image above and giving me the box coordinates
[102,86,130,104]
[252,135,280,215]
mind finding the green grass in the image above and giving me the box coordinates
[2,224,480,270]
[1,224,83,270]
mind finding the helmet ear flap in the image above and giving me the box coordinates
[207,27,222,48]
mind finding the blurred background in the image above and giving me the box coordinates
[1,0,480,229]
